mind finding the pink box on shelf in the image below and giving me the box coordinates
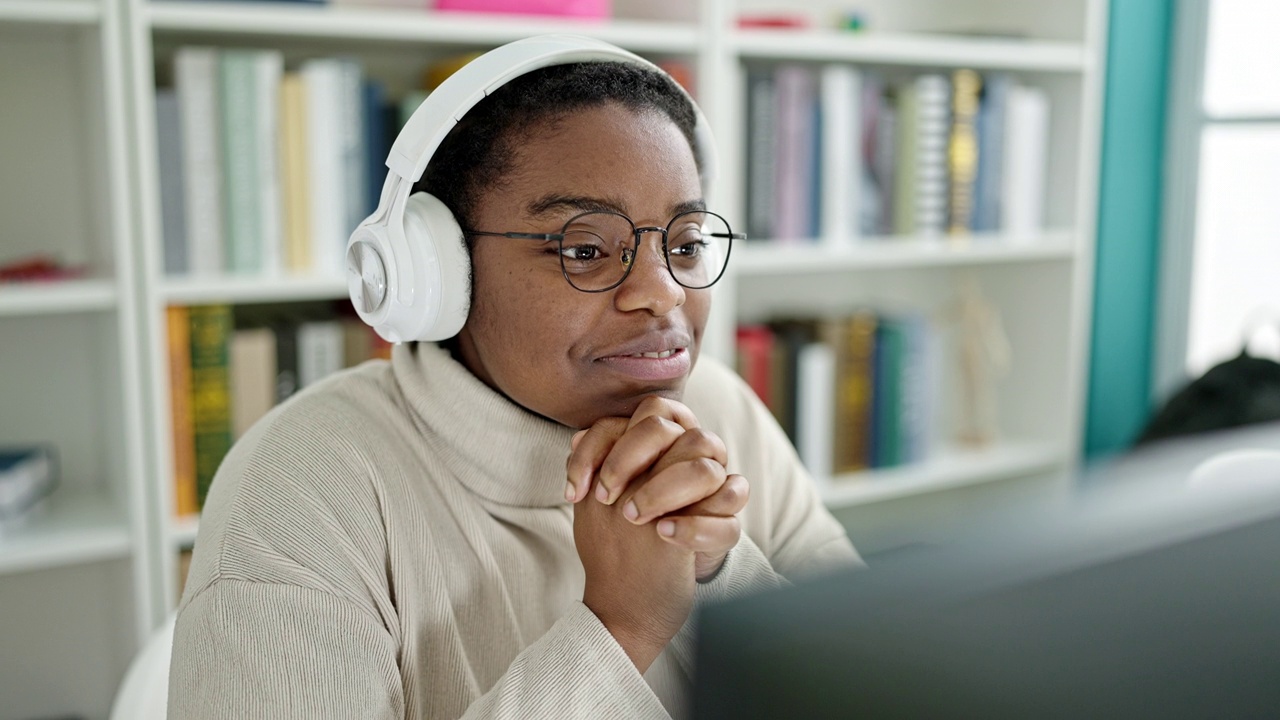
[434,0,611,18]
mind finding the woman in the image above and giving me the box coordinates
[170,40,859,719]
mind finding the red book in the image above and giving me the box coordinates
[735,324,776,410]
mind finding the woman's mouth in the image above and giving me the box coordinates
[597,347,691,381]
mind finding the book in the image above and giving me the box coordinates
[819,63,860,247]
[297,319,344,387]
[174,47,224,276]
[835,311,877,474]
[155,89,189,275]
[255,50,285,276]
[1002,84,1049,239]
[167,306,199,517]
[279,71,312,273]
[0,445,57,533]
[735,324,776,409]
[796,339,836,483]
[745,68,777,242]
[947,69,982,235]
[230,327,277,439]
[913,74,952,236]
[302,58,349,277]
[219,50,263,274]
[272,319,300,403]
[338,60,368,235]
[973,72,1009,233]
[773,64,818,241]
[189,304,234,508]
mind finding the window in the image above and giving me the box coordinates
[1159,0,1280,391]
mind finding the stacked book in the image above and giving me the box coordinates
[736,312,941,481]
[0,446,57,538]
[744,65,1050,244]
[166,304,392,516]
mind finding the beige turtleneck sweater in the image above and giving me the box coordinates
[169,342,859,719]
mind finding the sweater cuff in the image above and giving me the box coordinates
[467,601,670,719]
[666,534,783,678]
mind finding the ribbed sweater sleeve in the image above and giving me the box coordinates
[171,585,667,719]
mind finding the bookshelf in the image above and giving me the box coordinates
[0,0,156,717]
[0,1,1109,715]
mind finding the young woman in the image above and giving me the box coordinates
[169,41,859,719]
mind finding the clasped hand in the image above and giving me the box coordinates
[566,396,749,671]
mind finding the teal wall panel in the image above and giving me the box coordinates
[1085,0,1175,458]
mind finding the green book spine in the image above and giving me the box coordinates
[881,320,906,467]
[219,50,261,274]
[190,304,234,508]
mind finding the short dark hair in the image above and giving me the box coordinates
[415,61,699,233]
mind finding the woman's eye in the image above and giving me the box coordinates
[562,244,602,261]
[671,240,707,258]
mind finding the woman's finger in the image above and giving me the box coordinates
[655,514,741,555]
[619,458,727,524]
[625,395,699,432]
[565,417,628,503]
[676,473,750,518]
[595,414,686,505]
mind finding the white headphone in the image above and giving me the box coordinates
[345,34,720,344]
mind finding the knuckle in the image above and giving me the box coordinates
[722,475,750,507]
[682,428,726,460]
[691,456,726,482]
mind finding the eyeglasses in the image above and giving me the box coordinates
[465,210,742,293]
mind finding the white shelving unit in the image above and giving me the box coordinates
[0,1,1108,714]
[0,0,155,717]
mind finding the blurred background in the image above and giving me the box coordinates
[1,0,1277,717]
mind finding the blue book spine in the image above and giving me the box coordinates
[363,79,390,218]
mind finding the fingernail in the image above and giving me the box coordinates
[571,429,587,450]
[595,483,609,503]
[657,519,676,537]
[623,501,639,522]
[565,482,576,503]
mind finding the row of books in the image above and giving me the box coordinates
[744,65,1049,244]
[158,47,431,280]
[167,303,391,515]
[736,312,941,480]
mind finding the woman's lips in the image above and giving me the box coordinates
[596,347,691,381]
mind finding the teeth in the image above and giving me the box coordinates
[630,349,675,359]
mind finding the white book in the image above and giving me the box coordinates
[174,47,224,276]
[297,320,345,388]
[819,64,861,247]
[302,59,347,277]
[338,60,368,236]
[796,340,835,486]
[255,51,285,276]
[914,74,951,237]
[1002,84,1049,241]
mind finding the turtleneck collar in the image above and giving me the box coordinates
[391,342,576,509]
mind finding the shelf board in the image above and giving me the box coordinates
[818,442,1063,510]
[731,231,1075,275]
[0,0,100,25]
[147,2,699,52]
[161,274,349,305]
[0,492,132,576]
[170,513,199,547]
[733,29,1088,72]
[0,279,117,316]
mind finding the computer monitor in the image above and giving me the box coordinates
[693,480,1280,719]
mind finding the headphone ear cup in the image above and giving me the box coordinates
[400,192,472,342]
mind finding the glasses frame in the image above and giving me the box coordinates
[465,209,742,293]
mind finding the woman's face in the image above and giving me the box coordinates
[454,102,710,429]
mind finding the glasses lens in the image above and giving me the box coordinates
[560,212,636,292]
[665,211,733,289]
